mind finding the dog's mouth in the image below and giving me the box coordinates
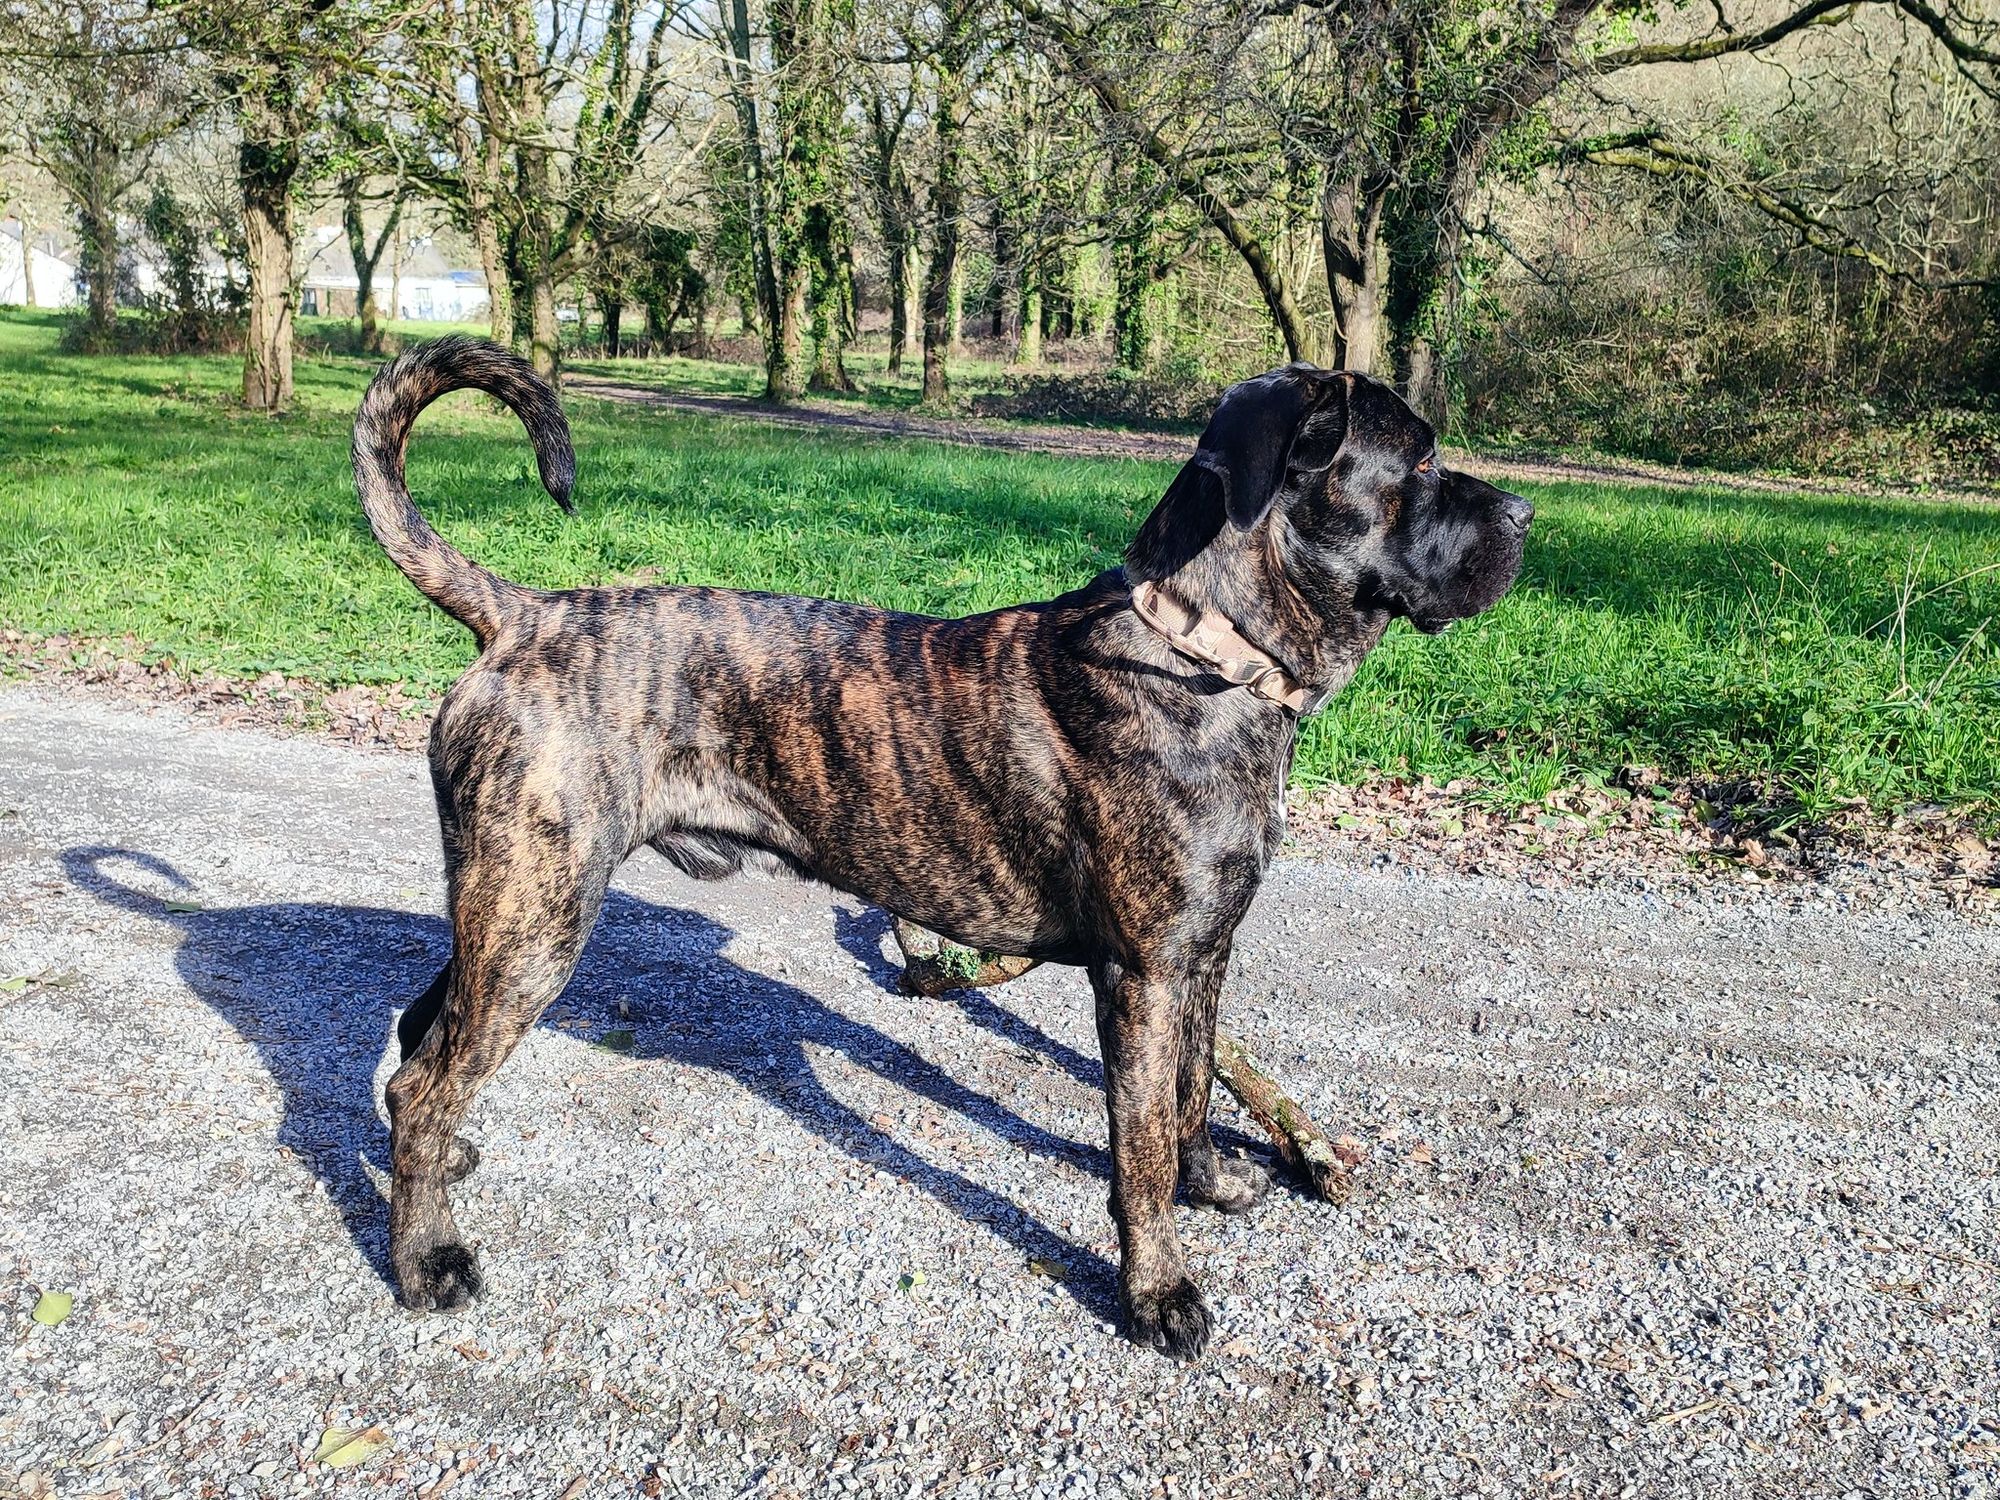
[1360,578,1455,635]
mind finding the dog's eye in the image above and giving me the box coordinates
[1415,456,1436,475]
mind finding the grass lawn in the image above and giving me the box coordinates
[564,342,1026,417]
[2,309,1995,821]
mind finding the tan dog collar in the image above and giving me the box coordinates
[1129,580,1334,715]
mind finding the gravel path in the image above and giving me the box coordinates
[2,688,1997,1500]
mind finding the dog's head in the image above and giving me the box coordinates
[1127,364,1531,638]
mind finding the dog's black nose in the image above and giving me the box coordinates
[1499,494,1534,534]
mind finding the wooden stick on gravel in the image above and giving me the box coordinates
[889,917,1357,1203]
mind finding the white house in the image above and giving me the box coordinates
[0,220,79,308]
[299,225,488,323]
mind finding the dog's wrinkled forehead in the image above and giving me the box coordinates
[1342,372,1435,464]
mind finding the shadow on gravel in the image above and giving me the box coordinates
[831,905,1273,1169]
[61,847,1118,1323]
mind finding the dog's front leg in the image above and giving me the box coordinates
[1175,941,1272,1215]
[1091,957,1213,1360]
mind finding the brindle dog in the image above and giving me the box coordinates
[354,337,1531,1359]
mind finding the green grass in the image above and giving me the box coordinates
[565,343,1024,417]
[2,308,1995,820]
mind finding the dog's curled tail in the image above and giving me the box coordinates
[352,335,576,643]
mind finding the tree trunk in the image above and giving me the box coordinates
[921,8,969,406]
[768,0,849,398]
[453,102,509,345]
[353,221,380,353]
[886,237,909,375]
[1112,234,1158,370]
[240,136,296,412]
[729,0,793,397]
[20,204,36,309]
[1017,279,1041,365]
[1321,178,1385,373]
[391,222,406,330]
[991,212,1018,341]
[79,192,118,336]
[343,184,402,357]
[947,254,964,353]
[600,295,622,357]
[806,204,855,392]
[921,202,959,403]
[527,271,560,381]
[772,255,809,398]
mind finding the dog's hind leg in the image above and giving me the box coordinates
[385,828,613,1311]
[1174,941,1270,1215]
[396,963,481,1184]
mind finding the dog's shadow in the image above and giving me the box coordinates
[830,907,1271,1164]
[61,847,1120,1324]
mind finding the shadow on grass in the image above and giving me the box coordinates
[60,846,1119,1325]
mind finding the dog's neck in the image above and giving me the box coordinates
[1147,525,1389,707]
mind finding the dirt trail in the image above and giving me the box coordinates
[568,377,1995,503]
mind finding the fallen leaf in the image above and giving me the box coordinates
[31,1290,73,1326]
[1649,1398,1721,1428]
[1216,1335,1257,1357]
[314,1425,389,1468]
[164,900,204,914]
[1026,1256,1069,1282]
[898,1270,926,1292]
[1331,1135,1369,1166]
[596,1028,635,1053]
[0,976,28,993]
[1406,1140,1436,1165]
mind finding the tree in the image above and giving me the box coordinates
[860,73,921,374]
[1017,0,2000,419]
[404,0,684,382]
[920,0,977,403]
[773,0,861,392]
[328,105,415,355]
[4,0,191,344]
[173,0,380,410]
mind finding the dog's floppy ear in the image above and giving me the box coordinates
[1192,365,1335,531]
[1124,365,1341,580]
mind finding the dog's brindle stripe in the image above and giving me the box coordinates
[355,339,1532,1358]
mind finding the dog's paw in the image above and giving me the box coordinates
[1125,1277,1213,1361]
[1184,1157,1271,1216]
[400,1243,484,1312]
[444,1136,481,1184]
